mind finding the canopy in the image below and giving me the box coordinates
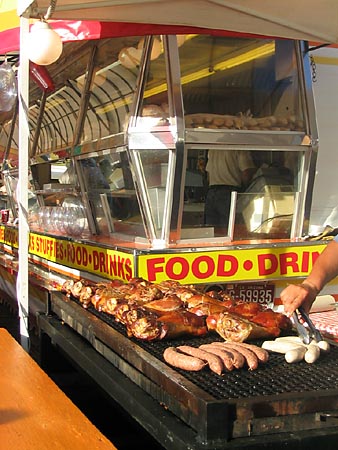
[0,1,271,55]
[18,0,338,44]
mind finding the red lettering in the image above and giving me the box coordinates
[166,257,189,280]
[125,258,133,281]
[93,250,99,270]
[29,234,35,251]
[147,257,165,281]
[280,252,299,275]
[41,238,46,254]
[107,254,133,281]
[217,255,238,276]
[117,256,125,278]
[59,242,64,259]
[99,251,107,273]
[311,251,321,265]
[75,246,82,265]
[191,256,214,279]
[55,241,62,260]
[301,251,309,272]
[109,254,117,276]
[258,254,278,275]
[67,243,75,263]
[48,239,54,256]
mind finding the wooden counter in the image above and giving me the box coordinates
[0,328,117,450]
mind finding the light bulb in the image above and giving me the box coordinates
[27,21,63,66]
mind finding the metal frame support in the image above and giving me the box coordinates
[17,14,30,351]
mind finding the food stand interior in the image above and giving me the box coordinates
[1,1,338,449]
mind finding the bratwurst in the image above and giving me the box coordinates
[177,345,224,375]
[163,347,206,371]
[199,343,245,369]
[198,344,235,371]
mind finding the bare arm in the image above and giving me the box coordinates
[281,239,338,315]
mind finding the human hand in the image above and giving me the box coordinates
[280,282,318,316]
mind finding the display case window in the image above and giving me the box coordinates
[29,88,81,154]
[135,36,170,128]
[76,149,144,238]
[27,38,142,154]
[2,170,38,223]
[79,58,139,143]
[180,148,302,241]
[179,35,304,132]
[131,148,170,240]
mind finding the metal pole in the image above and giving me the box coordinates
[17,15,30,351]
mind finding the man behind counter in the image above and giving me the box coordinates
[204,149,256,233]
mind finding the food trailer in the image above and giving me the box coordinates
[1,1,338,448]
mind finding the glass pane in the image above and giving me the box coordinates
[133,149,169,238]
[179,35,304,132]
[80,51,140,142]
[28,38,142,153]
[234,190,296,239]
[77,149,143,237]
[136,36,170,128]
[181,149,301,240]
[181,149,208,237]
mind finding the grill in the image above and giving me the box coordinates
[49,292,338,448]
[89,304,338,399]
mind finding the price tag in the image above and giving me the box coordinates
[224,283,275,306]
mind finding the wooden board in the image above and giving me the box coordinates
[0,328,117,450]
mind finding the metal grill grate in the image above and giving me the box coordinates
[86,303,338,401]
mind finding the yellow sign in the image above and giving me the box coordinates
[29,233,134,282]
[0,227,328,285]
[0,226,18,247]
[138,245,325,284]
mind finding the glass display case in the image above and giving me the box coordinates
[126,34,314,245]
[2,33,317,249]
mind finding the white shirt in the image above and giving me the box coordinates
[206,149,255,186]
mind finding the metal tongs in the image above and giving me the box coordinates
[292,306,323,344]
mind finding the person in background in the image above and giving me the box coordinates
[280,237,338,315]
[204,149,256,231]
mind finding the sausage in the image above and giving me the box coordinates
[163,347,206,371]
[285,346,307,363]
[203,342,245,369]
[177,345,224,375]
[262,340,305,354]
[276,336,330,353]
[317,340,330,352]
[199,344,234,371]
[230,342,269,363]
[218,342,259,370]
[275,336,304,344]
[304,343,321,364]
